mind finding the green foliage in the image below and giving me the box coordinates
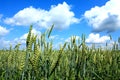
[0,25,120,80]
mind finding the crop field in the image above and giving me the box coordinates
[0,25,120,80]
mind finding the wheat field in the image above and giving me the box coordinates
[0,25,120,80]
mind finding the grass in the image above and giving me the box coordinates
[0,25,120,80]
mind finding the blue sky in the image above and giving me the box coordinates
[0,0,120,49]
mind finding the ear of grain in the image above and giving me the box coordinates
[26,25,32,49]
[48,24,54,38]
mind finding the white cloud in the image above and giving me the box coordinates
[49,35,59,39]
[0,25,9,36]
[65,36,80,42]
[0,38,10,49]
[84,0,120,32]
[86,33,110,43]
[53,41,63,49]
[4,2,79,29]
[14,28,41,44]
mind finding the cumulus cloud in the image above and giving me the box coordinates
[86,33,110,43]
[0,38,10,49]
[0,28,41,49]
[65,36,80,42]
[84,0,120,32]
[4,2,79,29]
[0,25,9,36]
[49,35,59,40]
[14,28,41,44]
